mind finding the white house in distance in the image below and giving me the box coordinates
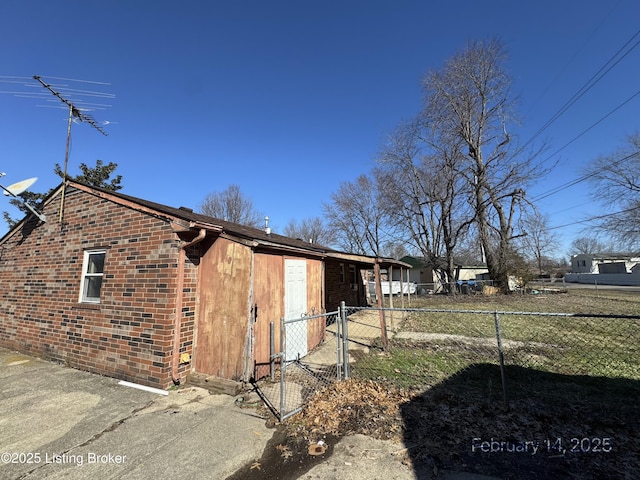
[566,253,640,286]
[570,254,640,274]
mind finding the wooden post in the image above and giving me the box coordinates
[406,268,411,304]
[374,261,388,350]
[399,266,405,309]
[388,265,394,332]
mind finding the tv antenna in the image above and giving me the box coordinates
[29,75,114,224]
[0,173,46,223]
[1,75,115,225]
[33,75,109,136]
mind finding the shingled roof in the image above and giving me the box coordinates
[80,181,333,250]
[1,180,409,269]
[62,181,409,268]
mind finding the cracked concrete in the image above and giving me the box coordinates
[0,349,272,480]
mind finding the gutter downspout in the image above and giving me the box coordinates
[172,228,206,385]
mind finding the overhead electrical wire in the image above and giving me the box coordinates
[548,205,640,231]
[523,24,640,207]
[523,27,640,150]
[532,148,640,202]
[524,1,620,119]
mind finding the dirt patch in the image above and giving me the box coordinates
[394,331,555,350]
[226,421,338,480]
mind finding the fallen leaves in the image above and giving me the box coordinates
[275,444,293,459]
[287,379,411,441]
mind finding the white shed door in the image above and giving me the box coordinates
[284,259,307,361]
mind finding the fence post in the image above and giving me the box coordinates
[493,311,509,406]
[336,308,343,380]
[341,301,350,379]
[269,321,275,381]
[279,317,287,421]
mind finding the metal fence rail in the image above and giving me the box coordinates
[342,306,640,404]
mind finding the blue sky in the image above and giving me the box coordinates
[1,1,639,258]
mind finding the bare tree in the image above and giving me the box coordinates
[375,120,473,287]
[198,184,264,228]
[518,211,560,275]
[324,174,387,256]
[383,241,409,260]
[454,233,486,266]
[568,236,610,256]
[585,132,640,250]
[283,217,335,246]
[422,38,544,290]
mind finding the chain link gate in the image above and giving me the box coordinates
[255,303,351,421]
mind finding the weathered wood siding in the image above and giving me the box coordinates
[195,237,252,380]
[252,252,284,379]
[252,255,325,380]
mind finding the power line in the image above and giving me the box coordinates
[548,205,640,231]
[36,75,111,85]
[532,149,640,202]
[525,1,620,118]
[523,27,640,150]
[538,88,640,172]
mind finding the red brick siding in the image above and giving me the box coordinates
[177,245,200,380]
[0,188,194,389]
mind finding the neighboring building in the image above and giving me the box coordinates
[455,265,489,281]
[0,181,407,389]
[395,256,435,285]
[570,254,640,274]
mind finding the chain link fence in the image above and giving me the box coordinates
[343,305,640,404]
[255,310,343,421]
[255,302,639,419]
[372,279,569,298]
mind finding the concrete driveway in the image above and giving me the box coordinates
[0,348,271,480]
[1,349,503,480]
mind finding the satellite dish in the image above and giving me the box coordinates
[3,177,38,196]
[0,176,46,223]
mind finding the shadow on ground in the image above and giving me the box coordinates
[401,363,640,479]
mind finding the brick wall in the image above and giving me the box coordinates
[0,186,195,389]
[325,259,366,312]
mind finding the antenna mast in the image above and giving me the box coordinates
[32,75,109,225]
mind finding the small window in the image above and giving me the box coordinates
[349,265,358,291]
[349,265,357,284]
[80,250,105,303]
[339,263,345,284]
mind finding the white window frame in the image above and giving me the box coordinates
[79,249,106,303]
